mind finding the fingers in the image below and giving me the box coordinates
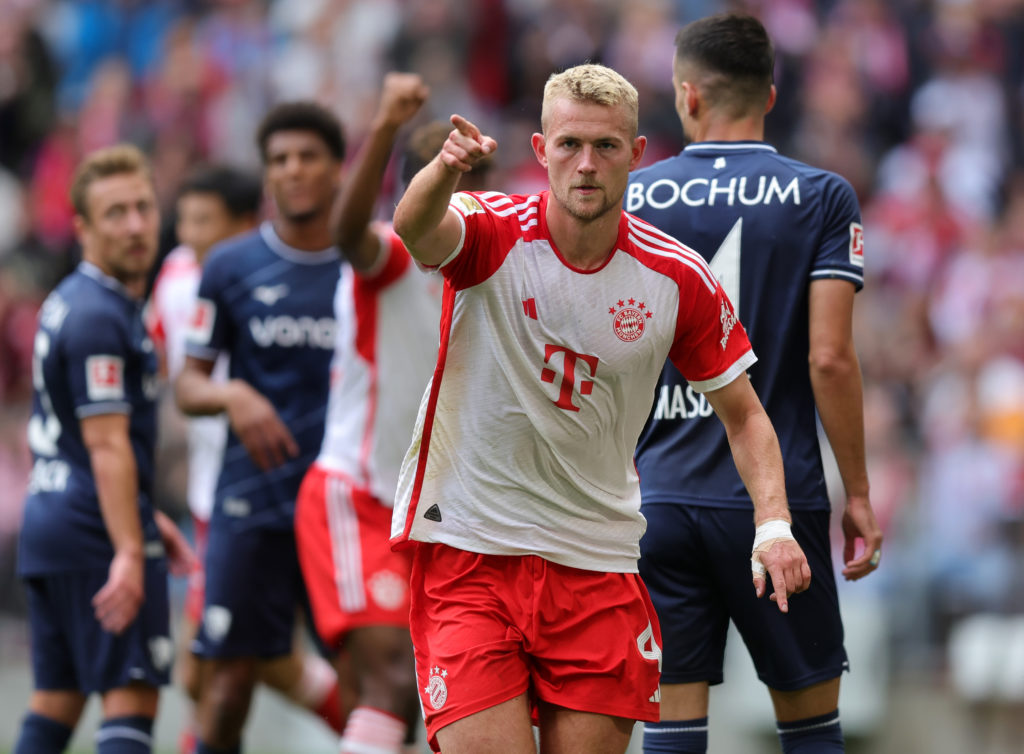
[92,582,141,634]
[450,114,482,141]
[842,545,882,581]
[755,541,812,613]
[441,115,497,173]
[380,72,429,126]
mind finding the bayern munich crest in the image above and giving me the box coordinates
[426,666,449,710]
[609,298,652,342]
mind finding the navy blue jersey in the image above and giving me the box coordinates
[18,263,161,575]
[627,142,864,511]
[186,222,340,530]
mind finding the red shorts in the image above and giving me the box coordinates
[295,463,412,649]
[184,515,208,624]
[410,543,662,751]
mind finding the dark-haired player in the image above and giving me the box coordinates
[174,102,347,754]
[148,163,343,753]
[627,13,883,754]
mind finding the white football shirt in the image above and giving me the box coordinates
[148,246,228,522]
[317,230,443,505]
[391,191,756,572]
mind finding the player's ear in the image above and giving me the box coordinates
[630,136,647,170]
[682,81,700,119]
[531,132,548,169]
[765,84,777,116]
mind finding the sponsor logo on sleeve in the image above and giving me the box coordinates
[85,355,124,401]
[720,301,738,350]
[188,298,216,345]
[849,222,864,267]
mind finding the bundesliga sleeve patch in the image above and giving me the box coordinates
[849,222,864,267]
[85,355,125,401]
[188,298,216,345]
[451,193,485,216]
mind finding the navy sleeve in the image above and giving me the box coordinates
[62,305,132,418]
[808,173,864,291]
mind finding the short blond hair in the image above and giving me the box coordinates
[70,143,153,219]
[541,64,639,137]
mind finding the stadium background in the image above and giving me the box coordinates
[1,0,1023,751]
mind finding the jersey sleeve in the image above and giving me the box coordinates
[808,173,864,290]
[355,227,413,291]
[185,252,232,363]
[437,191,521,290]
[62,307,132,418]
[669,275,756,393]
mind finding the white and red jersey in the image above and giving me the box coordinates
[391,191,756,573]
[316,229,442,506]
[147,245,228,522]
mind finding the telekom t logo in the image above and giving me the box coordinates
[541,344,599,412]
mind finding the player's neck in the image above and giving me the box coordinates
[687,114,765,144]
[546,203,620,271]
[272,218,334,252]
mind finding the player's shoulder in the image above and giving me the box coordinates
[454,190,540,219]
[621,212,717,292]
[767,152,858,198]
[50,269,133,348]
[203,227,264,270]
[629,151,687,182]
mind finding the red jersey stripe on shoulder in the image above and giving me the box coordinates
[625,222,717,294]
[626,215,715,280]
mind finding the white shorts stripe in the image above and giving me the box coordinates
[326,476,365,613]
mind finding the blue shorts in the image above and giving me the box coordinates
[193,524,307,659]
[23,559,172,694]
[639,505,847,691]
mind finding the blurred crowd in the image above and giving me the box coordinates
[1,0,1023,682]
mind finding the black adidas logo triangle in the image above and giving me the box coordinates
[423,504,442,522]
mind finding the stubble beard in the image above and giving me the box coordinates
[555,185,620,224]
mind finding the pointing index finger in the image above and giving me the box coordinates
[450,114,482,142]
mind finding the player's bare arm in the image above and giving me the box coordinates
[333,72,429,271]
[154,509,196,577]
[393,114,497,266]
[808,278,882,581]
[704,373,812,613]
[82,412,144,635]
[175,355,298,471]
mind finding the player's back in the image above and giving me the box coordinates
[187,222,341,529]
[627,142,864,510]
[19,263,161,575]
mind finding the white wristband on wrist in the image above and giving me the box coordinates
[750,518,795,577]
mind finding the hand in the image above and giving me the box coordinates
[753,538,812,614]
[93,549,144,634]
[841,494,883,581]
[225,380,299,471]
[376,72,429,130]
[154,510,197,577]
[440,114,497,173]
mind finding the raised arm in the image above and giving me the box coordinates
[704,373,812,612]
[808,278,882,580]
[333,72,428,272]
[393,114,497,266]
